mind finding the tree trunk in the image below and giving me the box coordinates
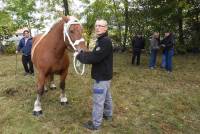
[27,20,32,36]
[112,0,122,47]
[177,7,184,46]
[63,0,69,15]
[123,0,129,51]
[86,33,92,48]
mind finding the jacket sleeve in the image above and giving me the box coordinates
[149,38,154,49]
[131,38,135,48]
[142,38,145,49]
[17,39,23,51]
[165,37,173,48]
[77,39,111,64]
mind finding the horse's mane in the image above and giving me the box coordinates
[45,18,64,34]
[43,16,71,35]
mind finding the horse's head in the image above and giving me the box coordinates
[62,16,87,52]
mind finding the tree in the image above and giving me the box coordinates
[0,10,16,40]
[63,0,69,15]
[80,0,113,47]
[5,0,36,32]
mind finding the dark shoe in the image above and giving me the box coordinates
[24,72,29,76]
[103,115,112,121]
[83,121,100,130]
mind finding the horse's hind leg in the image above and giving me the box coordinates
[44,74,56,92]
[33,73,45,116]
[60,70,68,105]
[49,73,56,90]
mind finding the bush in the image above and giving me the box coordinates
[4,41,16,54]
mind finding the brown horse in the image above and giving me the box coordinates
[32,16,87,116]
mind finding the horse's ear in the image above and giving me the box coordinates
[62,16,69,22]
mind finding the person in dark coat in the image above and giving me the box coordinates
[160,32,175,72]
[131,33,145,65]
[16,30,34,75]
[76,19,113,131]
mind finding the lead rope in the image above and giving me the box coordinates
[15,52,18,90]
[73,52,85,75]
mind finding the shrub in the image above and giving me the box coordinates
[4,41,16,54]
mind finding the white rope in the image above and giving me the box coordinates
[73,52,85,75]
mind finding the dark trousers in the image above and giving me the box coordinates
[132,50,141,65]
[22,55,34,73]
[164,49,173,72]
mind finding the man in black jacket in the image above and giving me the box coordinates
[76,19,113,130]
[131,33,145,65]
[160,32,175,72]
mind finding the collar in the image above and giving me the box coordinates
[97,32,108,40]
[23,37,32,40]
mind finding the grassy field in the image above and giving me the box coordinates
[0,52,200,134]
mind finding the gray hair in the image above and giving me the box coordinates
[95,19,108,27]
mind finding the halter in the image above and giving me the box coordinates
[63,17,86,75]
[63,16,85,51]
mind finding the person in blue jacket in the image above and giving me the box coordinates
[16,30,34,75]
[76,19,113,131]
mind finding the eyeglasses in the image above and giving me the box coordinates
[95,25,107,28]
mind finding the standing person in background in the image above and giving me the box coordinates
[76,19,113,131]
[160,31,175,72]
[16,30,34,76]
[149,32,160,69]
[131,33,145,65]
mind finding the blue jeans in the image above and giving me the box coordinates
[149,49,158,68]
[164,49,174,72]
[161,53,166,68]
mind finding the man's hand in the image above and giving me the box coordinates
[16,50,18,54]
[73,51,79,57]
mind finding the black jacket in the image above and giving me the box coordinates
[132,36,145,51]
[161,33,175,50]
[77,33,113,81]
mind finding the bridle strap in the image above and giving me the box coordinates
[63,17,85,51]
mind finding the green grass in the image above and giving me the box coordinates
[0,53,200,134]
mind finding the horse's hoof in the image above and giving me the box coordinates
[50,84,56,90]
[50,87,56,90]
[60,101,69,106]
[44,87,48,92]
[33,110,43,116]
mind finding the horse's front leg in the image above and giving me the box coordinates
[60,70,68,105]
[33,73,45,116]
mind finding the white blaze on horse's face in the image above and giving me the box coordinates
[63,17,85,51]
